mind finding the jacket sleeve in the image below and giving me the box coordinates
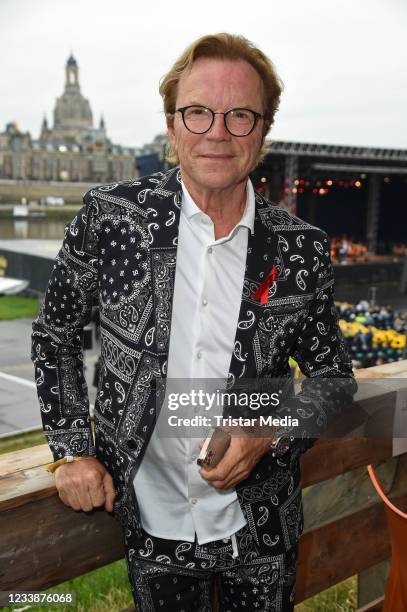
[31,190,99,461]
[281,231,358,451]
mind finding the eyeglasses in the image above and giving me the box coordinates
[175,105,264,137]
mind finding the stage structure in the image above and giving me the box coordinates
[252,141,407,254]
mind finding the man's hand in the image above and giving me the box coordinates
[199,432,274,490]
[54,456,116,513]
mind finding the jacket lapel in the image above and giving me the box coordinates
[227,191,284,383]
[145,167,183,374]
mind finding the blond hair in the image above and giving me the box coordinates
[159,33,283,165]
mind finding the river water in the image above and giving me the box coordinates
[0,218,69,240]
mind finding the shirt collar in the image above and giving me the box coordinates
[181,179,256,236]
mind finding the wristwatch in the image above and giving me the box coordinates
[270,435,291,458]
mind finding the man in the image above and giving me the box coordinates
[31,33,356,611]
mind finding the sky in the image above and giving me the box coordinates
[0,0,406,150]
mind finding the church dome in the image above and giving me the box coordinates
[54,91,93,127]
[52,55,93,142]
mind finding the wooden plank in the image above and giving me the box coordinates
[300,438,392,488]
[357,561,389,609]
[295,494,407,602]
[356,595,385,612]
[0,438,394,512]
[0,487,398,602]
[0,494,124,592]
[357,361,407,378]
[0,443,51,476]
[303,455,402,531]
[0,467,56,511]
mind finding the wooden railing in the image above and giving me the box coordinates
[1,360,407,610]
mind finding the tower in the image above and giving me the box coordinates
[40,115,49,140]
[52,54,93,142]
[65,54,80,90]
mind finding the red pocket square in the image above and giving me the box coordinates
[251,265,279,305]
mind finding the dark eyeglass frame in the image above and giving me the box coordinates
[175,105,264,137]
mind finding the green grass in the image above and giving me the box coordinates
[1,559,134,612]
[0,428,47,454]
[0,568,357,612]
[0,295,39,320]
[0,562,357,612]
[295,576,357,611]
[1,432,358,611]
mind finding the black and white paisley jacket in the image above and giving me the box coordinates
[31,166,356,555]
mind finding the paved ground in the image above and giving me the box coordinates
[0,318,99,439]
[0,239,60,259]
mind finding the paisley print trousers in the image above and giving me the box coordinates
[124,522,298,611]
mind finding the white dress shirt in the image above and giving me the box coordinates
[133,179,255,545]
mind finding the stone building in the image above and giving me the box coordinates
[0,55,136,183]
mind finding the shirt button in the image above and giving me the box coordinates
[202,299,208,306]
[208,247,213,254]
[197,351,202,359]
[190,498,197,505]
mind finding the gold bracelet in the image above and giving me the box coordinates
[45,455,89,473]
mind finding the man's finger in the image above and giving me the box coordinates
[202,461,250,489]
[57,489,72,509]
[199,447,238,481]
[210,469,249,490]
[88,481,106,508]
[63,486,82,511]
[102,473,116,512]
[85,469,105,507]
[74,481,95,512]
[200,459,239,483]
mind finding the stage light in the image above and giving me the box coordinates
[312,188,318,194]
[355,180,361,187]
[361,173,366,179]
[292,188,298,193]
[326,180,333,186]
[384,177,390,183]
[294,179,299,185]
[261,177,267,183]
[299,188,304,193]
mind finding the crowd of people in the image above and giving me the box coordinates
[330,236,407,263]
[337,300,407,369]
[330,236,368,263]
